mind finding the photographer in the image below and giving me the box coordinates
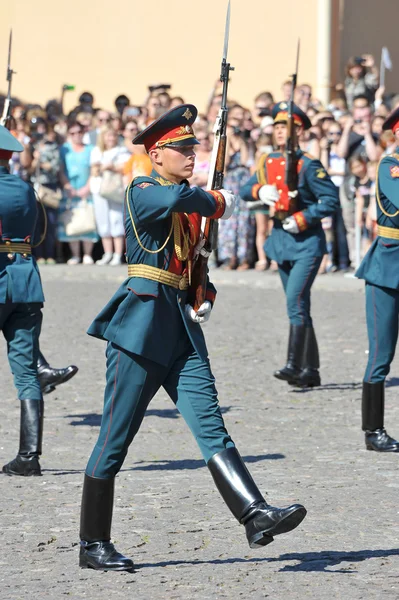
[338,55,379,109]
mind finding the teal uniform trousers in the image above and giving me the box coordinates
[86,171,234,478]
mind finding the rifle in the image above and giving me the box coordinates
[187,1,234,311]
[275,39,300,219]
[0,30,16,128]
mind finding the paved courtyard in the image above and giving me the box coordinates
[0,266,398,600]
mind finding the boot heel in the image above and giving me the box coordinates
[248,532,274,549]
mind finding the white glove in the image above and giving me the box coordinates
[218,189,236,220]
[288,190,298,199]
[258,184,280,207]
[282,216,300,234]
[185,301,212,324]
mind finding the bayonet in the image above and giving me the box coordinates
[1,29,16,128]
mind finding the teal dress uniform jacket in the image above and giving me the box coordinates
[240,151,339,263]
[356,151,399,289]
[0,166,44,304]
[87,172,218,366]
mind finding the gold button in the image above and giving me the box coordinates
[22,253,27,258]
[276,175,282,180]
[178,297,181,303]
[268,159,273,164]
[26,237,31,243]
[5,240,10,246]
[280,161,285,166]
[7,253,14,259]
[179,277,187,290]
[279,189,282,194]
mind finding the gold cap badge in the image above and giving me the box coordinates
[183,108,193,120]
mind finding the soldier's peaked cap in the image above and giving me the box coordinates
[0,125,24,153]
[272,101,312,130]
[133,104,200,152]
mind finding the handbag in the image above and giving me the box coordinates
[60,199,96,237]
[99,169,125,204]
[34,182,62,209]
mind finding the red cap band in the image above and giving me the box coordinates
[0,150,13,160]
[392,121,399,134]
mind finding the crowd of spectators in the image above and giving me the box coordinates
[1,53,396,271]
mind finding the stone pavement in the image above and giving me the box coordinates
[0,266,398,600]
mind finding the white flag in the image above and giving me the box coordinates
[382,47,392,70]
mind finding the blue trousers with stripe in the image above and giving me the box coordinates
[278,256,322,326]
[364,283,399,383]
[86,333,235,479]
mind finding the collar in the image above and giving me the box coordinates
[0,166,10,174]
[151,169,188,186]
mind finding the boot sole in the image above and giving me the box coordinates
[2,469,42,476]
[366,445,399,452]
[42,367,78,395]
[274,372,300,382]
[79,559,134,572]
[248,507,307,549]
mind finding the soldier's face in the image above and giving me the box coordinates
[274,123,288,146]
[151,145,196,181]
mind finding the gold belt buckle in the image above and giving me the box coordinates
[179,275,188,290]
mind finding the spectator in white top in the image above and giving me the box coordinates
[90,127,130,266]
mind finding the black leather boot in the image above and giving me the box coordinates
[362,381,399,452]
[3,399,44,476]
[274,325,306,383]
[291,326,321,388]
[208,447,307,549]
[79,474,134,571]
[37,350,78,395]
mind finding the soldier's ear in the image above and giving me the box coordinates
[149,148,162,165]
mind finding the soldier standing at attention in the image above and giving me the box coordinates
[78,104,307,572]
[240,102,339,388]
[356,107,399,452]
[0,125,45,476]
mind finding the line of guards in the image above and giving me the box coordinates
[1,101,398,573]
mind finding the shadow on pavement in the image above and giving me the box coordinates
[125,454,285,472]
[42,453,284,476]
[137,547,399,573]
[67,406,232,427]
[291,382,362,393]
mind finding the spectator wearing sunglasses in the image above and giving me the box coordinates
[84,110,111,146]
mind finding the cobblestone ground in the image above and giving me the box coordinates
[1,266,399,600]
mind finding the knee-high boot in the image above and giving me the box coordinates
[79,474,134,571]
[37,350,78,395]
[2,399,44,476]
[362,381,399,452]
[274,325,306,383]
[208,447,306,548]
[291,326,321,388]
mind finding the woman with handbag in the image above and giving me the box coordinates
[58,122,98,265]
[90,127,130,266]
[30,122,62,264]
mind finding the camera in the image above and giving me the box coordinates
[354,56,365,66]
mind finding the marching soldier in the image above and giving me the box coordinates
[0,125,45,476]
[241,102,339,388]
[356,107,399,452]
[78,104,307,572]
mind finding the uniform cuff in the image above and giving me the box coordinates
[207,190,226,219]
[293,211,308,232]
[252,183,262,199]
[205,288,216,306]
